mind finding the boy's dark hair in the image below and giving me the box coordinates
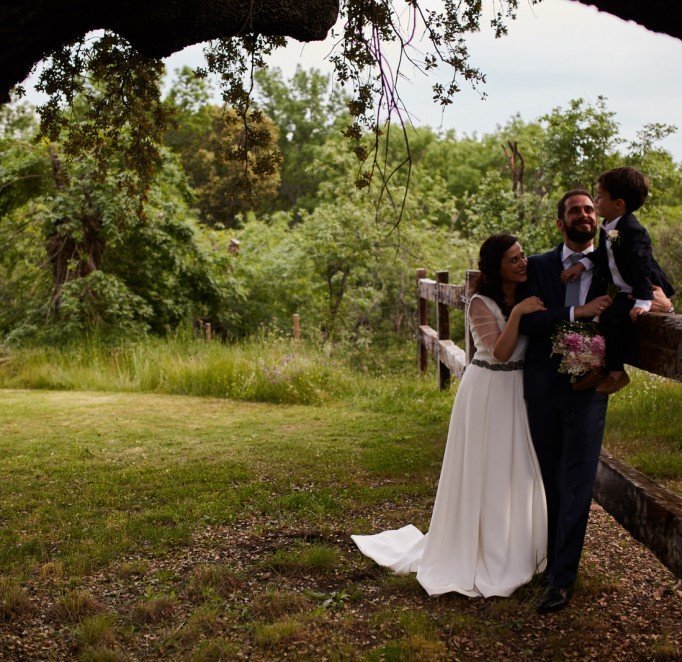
[557,189,592,220]
[597,167,649,213]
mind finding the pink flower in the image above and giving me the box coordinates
[551,324,606,381]
[590,335,606,357]
[563,333,584,352]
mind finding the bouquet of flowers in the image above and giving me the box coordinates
[551,322,606,380]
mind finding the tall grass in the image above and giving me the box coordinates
[0,336,679,489]
[0,336,353,405]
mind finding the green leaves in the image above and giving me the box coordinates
[35,33,173,201]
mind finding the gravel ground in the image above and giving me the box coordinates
[1,503,680,660]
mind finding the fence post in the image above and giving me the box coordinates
[205,322,212,341]
[417,268,428,373]
[464,270,477,364]
[293,313,300,342]
[436,270,450,390]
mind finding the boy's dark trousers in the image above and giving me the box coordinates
[599,293,635,372]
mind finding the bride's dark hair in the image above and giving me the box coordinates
[473,232,519,317]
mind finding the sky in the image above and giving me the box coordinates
[24,0,682,159]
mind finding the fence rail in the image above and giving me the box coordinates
[416,267,682,578]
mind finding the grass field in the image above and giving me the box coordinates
[1,337,679,490]
[0,340,680,659]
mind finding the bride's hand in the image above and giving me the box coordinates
[512,296,547,316]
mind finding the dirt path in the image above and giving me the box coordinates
[1,503,680,660]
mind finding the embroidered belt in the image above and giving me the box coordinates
[471,359,524,371]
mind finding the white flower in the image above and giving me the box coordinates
[606,229,619,243]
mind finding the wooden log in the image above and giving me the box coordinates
[436,271,451,390]
[439,339,467,378]
[418,326,466,377]
[419,280,466,309]
[594,449,682,578]
[437,282,467,310]
[629,312,682,381]
[419,324,439,351]
[293,313,300,341]
[417,269,428,373]
[418,279,437,302]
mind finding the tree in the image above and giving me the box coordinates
[3,1,679,105]
[254,67,348,211]
[232,135,463,342]
[3,0,682,210]
[164,68,281,228]
[0,100,237,342]
[626,123,682,209]
[4,2,534,217]
[539,97,622,196]
[0,0,339,102]
[4,1,679,220]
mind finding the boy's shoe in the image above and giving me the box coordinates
[572,369,608,391]
[596,371,630,394]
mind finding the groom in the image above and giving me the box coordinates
[518,189,672,614]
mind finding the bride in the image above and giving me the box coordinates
[353,233,548,597]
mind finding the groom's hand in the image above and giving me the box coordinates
[575,295,612,319]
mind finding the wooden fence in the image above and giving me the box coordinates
[417,267,682,578]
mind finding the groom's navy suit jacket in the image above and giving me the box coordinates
[519,243,609,401]
[518,242,609,588]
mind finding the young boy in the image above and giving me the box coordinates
[561,166,675,394]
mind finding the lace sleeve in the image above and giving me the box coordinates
[468,296,502,354]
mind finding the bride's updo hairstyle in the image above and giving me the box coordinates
[474,232,519,317]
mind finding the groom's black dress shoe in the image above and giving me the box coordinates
[537,585,573,614]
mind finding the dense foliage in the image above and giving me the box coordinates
[12,2,531,204]
[1,67,680,349]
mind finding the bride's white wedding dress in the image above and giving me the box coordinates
[352,294,547,597]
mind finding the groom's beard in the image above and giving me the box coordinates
[565,224,597,243]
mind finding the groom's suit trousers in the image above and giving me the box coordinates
[519,244,609,588]
[525,389,607,587]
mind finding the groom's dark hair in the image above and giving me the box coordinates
[557,189,592,219]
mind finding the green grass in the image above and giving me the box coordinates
[0,340,679,580]
[53,590,106,623]
[603,369,682,492]
[0,578,33,620]
[187,564,243,600]
[0,383,450,576]
[267,542,341,575]
[0,339,679,659]
[129,595,176,625]
[75,614,118,649]
[252,606,325,649]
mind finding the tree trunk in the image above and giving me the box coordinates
[45,147,105,311]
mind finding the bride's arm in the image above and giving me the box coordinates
[470,296,546,363]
